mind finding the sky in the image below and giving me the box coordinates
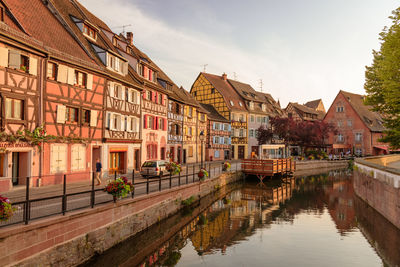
[81,0,399,109]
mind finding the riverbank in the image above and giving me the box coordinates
[294,159,349,176]
[0,171,243,266]
[354,155,400,230]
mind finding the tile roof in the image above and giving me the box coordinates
[201,72,248,112]
[48,0,139,86]
[304,99,322,110]
[255,92,286,117]
[1,0,99,69]
[200,104,229,122]
[340,90,385,132]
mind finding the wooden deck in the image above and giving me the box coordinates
[241,158,296,181]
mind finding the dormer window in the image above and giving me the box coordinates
[230,100,234,106]
[106,52,128,74]
[82,23,96,40]
[262,104,266,112]
[239,102,243,107]
[249,102,254,110]
[112,37,117,46]
[127,46,132,54]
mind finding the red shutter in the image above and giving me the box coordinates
[142,90,146,99]
[155,116,159,130]
[162,94,166,105]
[149,69,152,81]
[153,116,156,129]
[144,115,147,129]
[143,66,148,79]
[155,92,159,104]
[164,118,167,131]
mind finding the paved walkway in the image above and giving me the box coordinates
[2,160,239,202]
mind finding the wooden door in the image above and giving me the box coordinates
[109,152,125,174]
[12,152,19,185]
[238,146,245,159]
[134,149,140,171]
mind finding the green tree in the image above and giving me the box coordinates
[365,7,400,148]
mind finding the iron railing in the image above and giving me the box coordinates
[0,161,241,228]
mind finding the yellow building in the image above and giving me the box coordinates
[191,72,248,159]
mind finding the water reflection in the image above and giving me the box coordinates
[83,170,400,267]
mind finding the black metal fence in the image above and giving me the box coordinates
[0,161,241,228]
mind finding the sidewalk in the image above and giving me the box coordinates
[2,160,240,202]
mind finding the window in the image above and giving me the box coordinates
[239,102,243,107]
[250,115,255,122]
[47,62,57,80]
[113,37,117,46]
[188,107,193,117]
[175,124,180,135]
[83,23,96,40]
[147,90,152,100]
[214,150,220,158]
[66,107,79,123]
[337,134,344,142]
[257,116,261,123]
[347,120,352,127]
[249,129,254,138]
[5,98,23,120]
[338,120,342,127]
[194,91,197,96]
[230,100,234,106]
[189,146,193,157]
[239,129,244,137]
[240,114,244,122]
[50,144,67,173]
[20,55,29,73]
[159,117,164,130]
[215,136,220,144]
[188,127,192,136]
[158,93,163,104]
[211,88,215,94]
[249,102,254,110]
[71,144,86,171]
[336,106,344,112]
[83,109,90,124]
[263,117,268,124]
[223,124,229,131]
[74,71,87,88]
[262,104,266,112]
[147,116,153,129]
[355,133,362,142]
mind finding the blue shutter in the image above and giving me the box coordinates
[228,138,231,145]
[228,124,231,131]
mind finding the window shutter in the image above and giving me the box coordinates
[106,112,111,129]
[110,114,115,130]
[116,115,122,131]
[56,105,66,123]
[228,124,231,131]
[123,62,128,75]
[120,86,124,100]
[90,110,97,127]
[144,115,147,129]
[78,145,86,170]
[127,89,132,102]
[162,95,166,105]
[29,57,38,76]
[135,91,140,104]
[143,66,148,79]
[109,82,114,97]
[155,92,159,103]
[8,50,20,69]
[86,74,93,90]
[126,117,131,132]
[164,118,167,131]
[153,116,157,130]
[0,47,8,67]
[67,67,75,85]
[57,64,68,83]
[142,90,146,100]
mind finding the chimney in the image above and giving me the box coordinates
[222,73,227,81]
[126,32,133,45]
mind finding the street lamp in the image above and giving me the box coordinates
[199,130,205,169]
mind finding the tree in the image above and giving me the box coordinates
[364,7,400,148]
[256,125,273,145]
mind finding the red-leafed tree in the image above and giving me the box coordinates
[257,125,274,145]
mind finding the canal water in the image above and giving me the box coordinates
[82,170,400,267]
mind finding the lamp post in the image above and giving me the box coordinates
[199,130,205,169]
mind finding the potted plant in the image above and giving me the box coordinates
[103,177,134,202]
[198,168,209,181]
[0,195,15,221]
[222,161,231,171]
[165,162,181,175]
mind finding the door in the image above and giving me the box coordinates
[183,149,187,164]
[177,147,181,163]
[224,150,230,160]
[134,149,140,171]
[231,145,235,159]
[12,152,19,185]
[160,147,166,160]
[109,152,125,174]
[238,146,245,160]
[170,147,175,162]
[92,147,101,172]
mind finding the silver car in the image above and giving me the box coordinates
[140,160,168,178]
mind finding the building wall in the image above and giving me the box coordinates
[167,99,183,163]
[0,42,41,190]
[247,113,269,157]
[324,92,379,156]
[231,112,248,160]
[183,105,197,164]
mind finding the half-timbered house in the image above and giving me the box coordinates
[0,2,42,191]
[191,73,248,160]
[200,104,231,161]
[48,0,143,175]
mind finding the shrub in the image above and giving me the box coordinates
[103,177,133,199]
[0,195,15,221]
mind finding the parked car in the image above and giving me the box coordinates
[140,160,168,178]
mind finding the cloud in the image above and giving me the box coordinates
[80,0,381,108]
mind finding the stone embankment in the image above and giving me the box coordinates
[354,155,400,230]
[294,160,349,176]
[0,171,243,266]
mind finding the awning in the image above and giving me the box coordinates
[374,145,400,152]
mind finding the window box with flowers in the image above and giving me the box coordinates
[222,161,231,171]
[166,162,181,175]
